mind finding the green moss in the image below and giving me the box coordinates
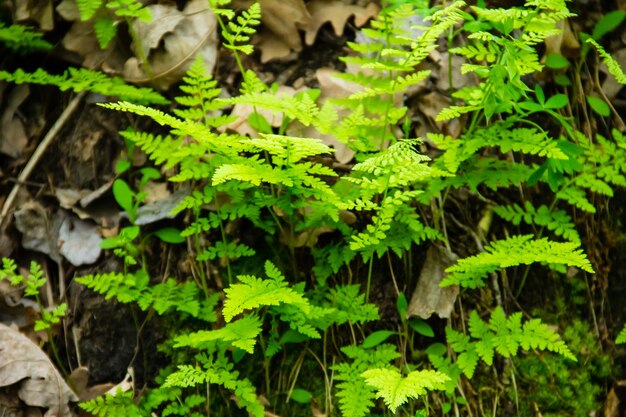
[510,320,611,417]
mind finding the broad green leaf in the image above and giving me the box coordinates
[139,167,161,185]
[426,342,447,357]
[362,330,396,349]
[409,318,435,337]
[554,74,572,86]
[586,96,611,116]
[396,293,408,319]
[615,325,626,344]
[154,228,185,244]
[279,329,310,344]
[289,388,313,404]
[248,111,272,134]
[115,159,131,174]
[592,10,626,40]
[545,53,570,69]
[544,94,568,109]
[112,179,134,213]
[100,236,122,249]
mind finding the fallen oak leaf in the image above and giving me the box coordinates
[301,0,379,46]
[234,0,311,51]
[0,323,78,416]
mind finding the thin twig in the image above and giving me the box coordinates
[0,92,85,228]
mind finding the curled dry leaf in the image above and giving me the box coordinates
[14,0,54,31]
[406,245,459,320]
[0,323,78,417]
[254,0,378,62]
[14,201,102,266]
[123,0,219,90]
[0,85,29,158]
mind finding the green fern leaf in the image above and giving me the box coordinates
[587,39,626,85]
[442,235,593,288]
[93,18,117,49]
[222,261,310,322]
[79,389,144,417]
[0,23,52,52]
[332,344,400,417]
[493,202,580,243]
[0,68,167,105]
[361,368,449,412]
[77,0,104,20]
[617,325,626,344]
[174,314,262,353]
[447,307,575,378]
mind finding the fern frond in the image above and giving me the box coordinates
[93,18,117,49]
[174,315,262,353]
[79,389,144,417]
[441,235,593,288]
[361,368,449,412]
[221,2,261,55]
[77,0,104,20]
[447,307,575,378]
[222,261,310,321]
[328,285,379,325]
[0,68,167,104]
[587,39,626,84]
[617,325,626,344]
[331,344,400,417]
[493,202,580,243]
[556,186,595,213]
[164,356,263,417]
[0,23,53,52]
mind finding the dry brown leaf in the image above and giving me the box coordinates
[301,0,379,46]
[544,19,580,59]
[0,323,78,416]
[122,0,218,90]
[14,202,102,266]
[14,0,54,31]
[259,0,311,51]
[61,20,126,71]
[256,31,295,63]
[406,245,459,319]
[68,367,115,402]
[0,85,29,158]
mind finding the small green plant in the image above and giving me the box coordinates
[0,259,68,373]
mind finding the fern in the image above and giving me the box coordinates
[221,2,261,55]
[327,284,380,325]
[587,38,626,84]
[446,307,576,378]
[0,23,52,52]
[441,235,594,288]
[164,350,263,417]
[343,141,447,259]
[76,0,103,21]
[75,270,217,320]
[361,368,448,412]
[174,314,262,353]
[80,389,145,417]
[331,344,401,417]
[493,202,580,243]
[0,67,167,105]
[222,261,310,322]
[617,325,626,344]
[93,17,117,49]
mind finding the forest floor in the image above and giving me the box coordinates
[1,0,626,416]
